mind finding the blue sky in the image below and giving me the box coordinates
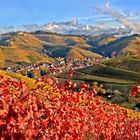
[0,0,140,27]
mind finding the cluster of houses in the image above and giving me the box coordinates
[3,57,103,78]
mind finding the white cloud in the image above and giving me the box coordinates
[95,0,137,32]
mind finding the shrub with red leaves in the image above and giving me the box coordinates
[130,86,140,97]
[0,76,140,139]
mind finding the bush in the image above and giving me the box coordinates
[0,76,139,139]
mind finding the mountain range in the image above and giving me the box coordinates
[0,31,140,68]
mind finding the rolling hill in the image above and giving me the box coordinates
[57,63,140,94]
[56,62,140,109]
[0,32,54,68]
[35,32,102,58]
[1,31,140,69]
[0,32,102,68]
[77,64,140,82]
[83,34,117,47]
[94,34,140,57]
[103,55,140,73]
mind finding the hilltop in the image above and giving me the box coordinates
[82,34,117,47]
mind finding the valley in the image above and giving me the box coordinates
[1,0,140,139]
[0,31,140,110]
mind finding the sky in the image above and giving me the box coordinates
[0,0,140,27]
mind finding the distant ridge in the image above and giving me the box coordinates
[94,34,140,57]
[0,31,102,68]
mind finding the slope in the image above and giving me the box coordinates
[94,34,140,57]
[103,55,140,73]
[85,34,117,47]
[35,32,102,58]
[0,32,54,68]
[0,32,102,68]
[0,69,35,88]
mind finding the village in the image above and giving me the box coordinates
[2,57,106,78]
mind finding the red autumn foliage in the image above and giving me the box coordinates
[130,85,140,97]
[0,76,139,139]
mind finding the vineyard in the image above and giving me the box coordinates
[0,75,140,139]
